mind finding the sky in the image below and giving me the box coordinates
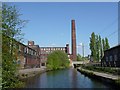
[6,2,118,56]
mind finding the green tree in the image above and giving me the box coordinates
[2,4,27,88]
[105,37,110,50]
[102,38,105,52]
[99,35,103,59]
[47,50,69,70]
[2,4,27,40]
[89,33,110,62]
[89,32,97,61]
[95,35,100,61]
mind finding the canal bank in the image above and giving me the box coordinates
[18,67,70,80]
[77,67,120,88]
[18,67,47,79]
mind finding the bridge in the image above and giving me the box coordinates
[71,60,89,68]
[71,61,84,67]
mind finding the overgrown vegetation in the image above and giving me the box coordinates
[47,50,70,70]
[2,4,27,89]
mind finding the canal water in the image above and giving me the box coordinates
[25,68,114,88]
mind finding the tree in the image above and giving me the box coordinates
[2,4,28,88]
[95,35,100,61]
[89,33,110,62]
[99,35,103,59]
[2,4,27,40]
[102,38,105,52]
[89,32,97,61]
[47,50,69,70]
[105,37,110,50]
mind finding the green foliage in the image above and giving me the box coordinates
[99,35,103,59]
[89,32,97,61]
[102,38,105,52]
[2,4,27,89]
[47,50,70,70]
[2,35,25,89]
[2,4,28,41]
[105,37,110,50]
[89,32,110,61]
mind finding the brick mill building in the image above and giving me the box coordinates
[15,19,77,69]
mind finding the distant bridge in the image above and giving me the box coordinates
[71,60,89,67]
[71,61,84,67]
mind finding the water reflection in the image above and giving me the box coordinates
[25,68,113,88]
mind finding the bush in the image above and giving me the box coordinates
[47,50,70,70]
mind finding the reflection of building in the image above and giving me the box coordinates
[101,45,120,67]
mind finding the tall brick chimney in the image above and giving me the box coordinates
[71,20,77,61]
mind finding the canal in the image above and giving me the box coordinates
[24,68,115,88]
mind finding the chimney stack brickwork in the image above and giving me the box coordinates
[71,20,77,61]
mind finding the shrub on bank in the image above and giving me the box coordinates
[47,50,70,70]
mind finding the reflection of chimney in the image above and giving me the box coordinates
[28,41,34,46]
[71,20,77,60]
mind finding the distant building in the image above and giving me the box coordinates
[39,44,69,67]
[27,41,70,67]
[101,45,120,67]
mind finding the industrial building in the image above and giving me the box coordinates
[101,45,120,67]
